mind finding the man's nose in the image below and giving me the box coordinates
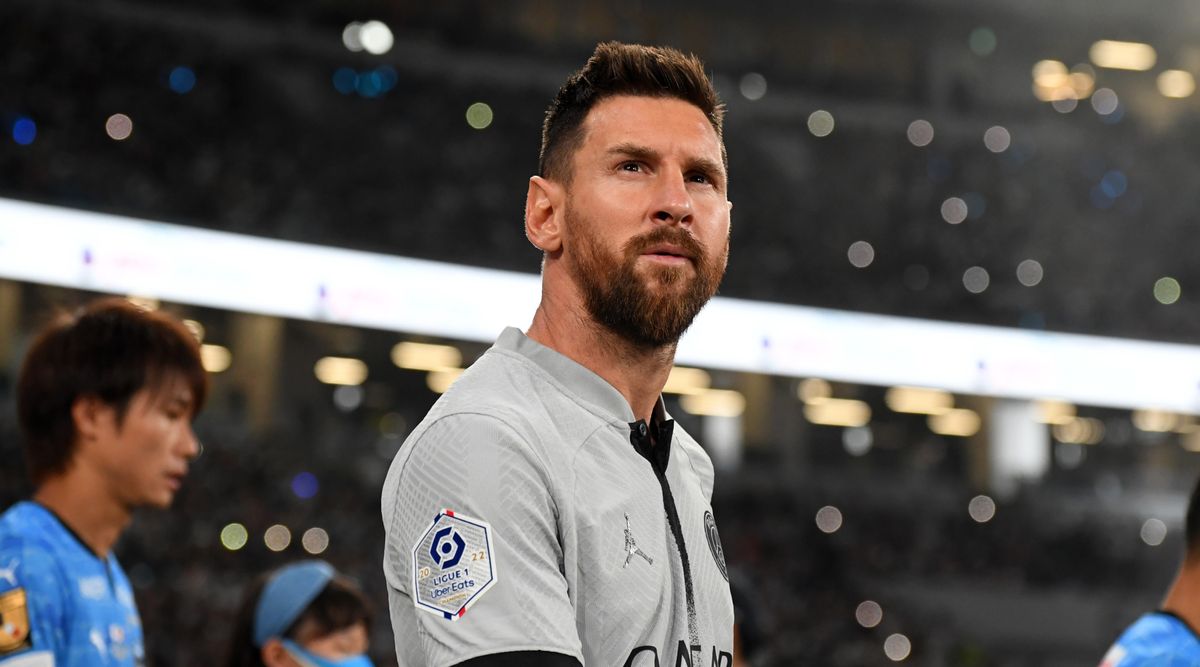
[651,170,694,226]
[181,426,201,460]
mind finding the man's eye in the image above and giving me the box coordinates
[620,162,642,172]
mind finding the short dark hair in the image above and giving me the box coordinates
[226,573,374,667]
[538,41,726,183]
[16,297,208,485]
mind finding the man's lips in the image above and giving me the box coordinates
[639,243,693,263]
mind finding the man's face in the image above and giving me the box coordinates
[561,95,731,349]
[83,378,199,510]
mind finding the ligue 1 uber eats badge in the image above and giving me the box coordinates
[412,510,497,620]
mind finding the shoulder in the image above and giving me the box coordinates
[1105,614,1200,665]
[398,345,583,469]
[0,505,64,594]
[0,523,65,597]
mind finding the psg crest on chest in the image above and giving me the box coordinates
[704,511,728,582]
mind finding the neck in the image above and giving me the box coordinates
[527,292,675,424]
[1163,559,1200,633]
[33,470,131,557]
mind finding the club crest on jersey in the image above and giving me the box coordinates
[411,509,497,621]
[0,588,32,655]
[704,511,729,582]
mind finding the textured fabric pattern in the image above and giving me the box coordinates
[382,328,734,667]
[1100,612,1200,666]
[0,502,145,666]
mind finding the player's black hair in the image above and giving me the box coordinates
[16,297,208,485]
[538,41,726,184]
[226,572,374,667]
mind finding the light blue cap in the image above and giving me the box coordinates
[253,560,335,647]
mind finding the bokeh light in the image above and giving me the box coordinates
[1016,259,1044,287]
[332,67,357,95]
[884,634,912,661]
[847,241,875,268]
[843,426,873,456]
[314,356,367,385]
[376,66,398,92]
[856,600,883,628]
[1090,40,1156,71]
[359,20,393,55]
[983,126,1011,153]
[816,505,843,533]
[106,113,133,141]
[200,344,232,373]
[11,116,35,146]
[968,495,996,523]
[379,411,407,438]
[968,27,997,57]
[220,523,249,551]
[1140,518,1167,546]
[1091,88,1119,115]
[466,102,494,130]
[1154,277,1181,305]
[807,110,835,137]
[940,197,968,224]
[1157,70,1195,98]
[356,70,384,98]
[1052,97,1078,114]
[264,524,292,552]
[291,471,319,499]
[963,266,990,294]
[342,22,364,52]
[1100,170,1127,198]
[1055,442,1086,469]
[302,527,330,555]
[168,66,196,94]
[906,120,933,147]
[739,73,767,101]
[333,384,364,412]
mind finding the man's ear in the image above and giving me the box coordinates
[70,395,110,444]
[525,175,564,254]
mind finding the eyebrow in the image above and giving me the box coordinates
[606,142,726,185]
[164,392,194,409]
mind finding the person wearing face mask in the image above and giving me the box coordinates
[227,561,375,667]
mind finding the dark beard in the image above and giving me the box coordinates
[571,222,726,349]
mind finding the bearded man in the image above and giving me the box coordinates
[382,41,735,667]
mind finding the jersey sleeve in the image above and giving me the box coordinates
[382,412,582,667]
[0,535,65,665]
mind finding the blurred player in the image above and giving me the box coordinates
[1099,478,1200,665]
[0,298,207,666]
[382,42,735,665]
[226,560,374,667]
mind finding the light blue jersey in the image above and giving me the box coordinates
[1100,612,1200,666]
[0,502,145,666]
